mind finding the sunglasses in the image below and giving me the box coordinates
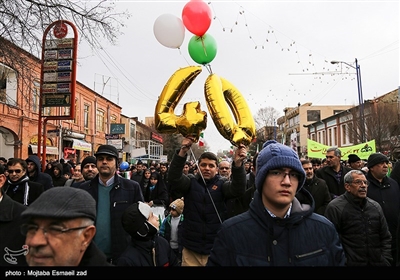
[8,169,22,174]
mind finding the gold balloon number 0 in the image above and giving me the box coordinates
[155,66,256,147]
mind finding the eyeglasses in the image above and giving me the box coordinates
[268,170,300,181]
[20,224,89,238]
[219,167,230,170]
[8,169,22,174]
[350,180,369,186]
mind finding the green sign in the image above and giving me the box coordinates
[110,123,125,134]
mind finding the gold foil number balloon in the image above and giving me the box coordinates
[205,74,256,146]
[155,66,207,140]
[155,66,255,146]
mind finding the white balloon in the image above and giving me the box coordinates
[153,13,185,49]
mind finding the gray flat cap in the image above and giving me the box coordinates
[21,187,96,221]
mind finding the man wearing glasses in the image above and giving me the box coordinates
[325,169,392,266]
[20,187,110,266]
[218,160,231,179]
[207,140,345,266]
[4,158,44,206]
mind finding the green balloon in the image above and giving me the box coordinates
[188,33,217,65]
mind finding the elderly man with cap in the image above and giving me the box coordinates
[207,140,345,266]
[366,152,400,266]
[77,144,143,264]
[347,154,365,172]
[116,201,179,266]
[20,187,110,266]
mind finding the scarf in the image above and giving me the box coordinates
[5,175,30,206]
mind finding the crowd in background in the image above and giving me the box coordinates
[1,143,400,269]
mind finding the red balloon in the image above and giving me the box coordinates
[182,0,212,37]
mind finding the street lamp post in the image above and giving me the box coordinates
[331,58,365,142]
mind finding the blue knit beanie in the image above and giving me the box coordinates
[255,140,305,192]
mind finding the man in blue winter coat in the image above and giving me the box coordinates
[207,140,346,266]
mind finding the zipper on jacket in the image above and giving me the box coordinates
[113,200,128,207]
[295,248,323,259]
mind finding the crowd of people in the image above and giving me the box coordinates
[1,140,400,270]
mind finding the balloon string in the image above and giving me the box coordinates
[201,36,208,57]
[188,147,223,224]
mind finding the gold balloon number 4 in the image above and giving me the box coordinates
[154,66,256,147]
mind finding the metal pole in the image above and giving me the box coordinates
[355,58,365,142]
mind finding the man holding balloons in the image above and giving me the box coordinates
[168,136,248,266]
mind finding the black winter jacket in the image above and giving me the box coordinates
[116,235,179,266]
[0,192,28,266]
[207,189,346,266]
[296,175,331,215]
[26,155,54,191]
[325,191,392,266]
[79,242,113,266]
[366,172,400,264]
[316,165,352,199]
[77,173,144,263]
[168,151,246,255]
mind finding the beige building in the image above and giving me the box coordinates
[276,103,353,158]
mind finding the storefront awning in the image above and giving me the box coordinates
[29,145,59,155]
[71,139,92,152]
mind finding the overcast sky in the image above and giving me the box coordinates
[77,0,399,154]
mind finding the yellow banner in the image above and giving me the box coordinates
[307,139,376,160]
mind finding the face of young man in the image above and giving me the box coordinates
[26,161,37,174]
[261,167,300,215]
[198,158,218,180]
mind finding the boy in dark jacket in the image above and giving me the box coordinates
[207,140,345,266]
[116,202,179,266]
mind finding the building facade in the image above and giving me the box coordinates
[0,38,122,163]
[276,102,353,158]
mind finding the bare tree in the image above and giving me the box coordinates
[0,0,129,114]
[253,106,281,129]
[345,97,400,156]
[1,0,129,57]
[249,106,282,155]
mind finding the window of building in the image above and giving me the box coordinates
[84,104,90,131]
[333,127,337,146]
[130,123,135,138]
[110,115,117,124]
[328,128,332,146]
[0,64,17,106]
[307,110,321,122]
[33,80,40,112]
[96,109,105,132]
